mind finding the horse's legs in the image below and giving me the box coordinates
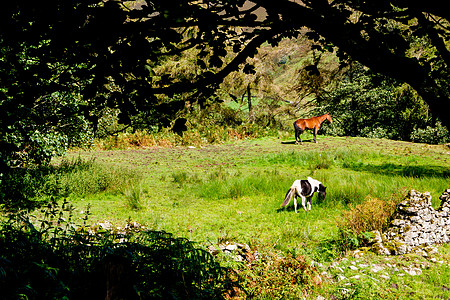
[307,196,312,211]
[295,129,303,145]
[294,196,297,213]
[301,196,307,211]
[313,127,319,143]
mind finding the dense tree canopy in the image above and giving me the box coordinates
[1,0,449,168]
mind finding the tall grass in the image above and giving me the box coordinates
[123,183,145,210]
[5,136,450,299]
[51,157,143,197]
[194,169,290,200]
[1,157,143,211]
[261,148,449,205]
[264,148,385,169]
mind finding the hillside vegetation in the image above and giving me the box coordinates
[3,135,450,298]
[2,1,449,298]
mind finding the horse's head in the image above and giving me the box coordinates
[326,113,333,123]
[318,183,327,201]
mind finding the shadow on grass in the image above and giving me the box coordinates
[344,162,450,178]
[1,157,142,211]
[277,207,294,213]
[281,139,314,145]
[276,206,314,213]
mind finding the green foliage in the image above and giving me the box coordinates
[0,157,143,210]
[316,64,434,142]
[1,0,449,173]
[0,200,237,299]
[410,122,450,144]
[237,252,321,299]
[0,92,94,168]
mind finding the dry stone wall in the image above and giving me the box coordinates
[371,189,450,255]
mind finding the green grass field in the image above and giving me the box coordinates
[50,135,450,299]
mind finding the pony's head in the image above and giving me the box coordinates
[325,113,333,123]
[317,183,327,201]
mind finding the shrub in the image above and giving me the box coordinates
[237,251,321,299]
[0,200,239,299]
[336,196,399,248]
[410,121,450,144]
[315,64,430,142]
[360,127,391,139]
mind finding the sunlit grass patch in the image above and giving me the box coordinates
[54,157,144,197]
[24,136,450,299]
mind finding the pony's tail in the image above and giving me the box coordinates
[281,188,294,207]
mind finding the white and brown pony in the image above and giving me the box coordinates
[281,177,326,213]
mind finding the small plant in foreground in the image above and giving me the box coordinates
[236,251,321,299]
[124,183,144,211]
[0,200,240,299]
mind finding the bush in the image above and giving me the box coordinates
[360,127,391,139]
[410,122,450,144]
[0,200,239,299]
[315,64,430,142]
[336,196,399,248]
[237,251,321,299]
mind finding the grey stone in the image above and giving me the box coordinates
[367,189,450,255]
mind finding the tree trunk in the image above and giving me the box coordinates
[247,83,253,123]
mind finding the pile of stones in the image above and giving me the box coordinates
[370,189,450,255]
[207,242,258,262]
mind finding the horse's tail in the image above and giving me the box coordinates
[281,188,295,207]
[293,120,301,132]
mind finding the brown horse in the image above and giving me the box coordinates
[293,113,333,145]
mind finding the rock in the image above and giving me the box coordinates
[351,249,363,258]
[225,244,238,251]
[207,245,220,255]
[98,221,113,230]
[370,265,384,273]
[392,219,405,226]
[368,189,450,255]
[336,274,346,281]
[209,242,256,262]
[403,267,422,276]
[372,241,391,255]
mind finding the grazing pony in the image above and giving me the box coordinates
[293,113,333,145]
[281,177,326,213]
